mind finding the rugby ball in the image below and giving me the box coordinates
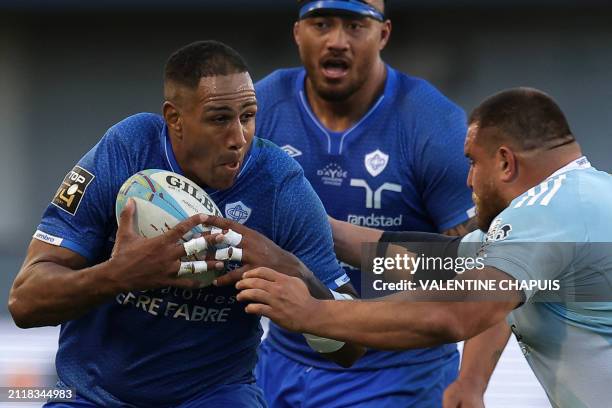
[115,169,222,273]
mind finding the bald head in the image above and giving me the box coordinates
[469,87,575,154]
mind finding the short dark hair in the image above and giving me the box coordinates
[469,87,575,152]
[164,40,249,89]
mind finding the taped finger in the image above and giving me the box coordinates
[210,226,223,235]
[230,247,243,262]
[214,247,243,262]
[223,229,243,246]
[215,247,231,261]
[178,261,208,276]
[183,237,208,256]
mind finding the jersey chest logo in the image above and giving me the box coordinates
[280,144,302,158]
[364,149,389,177]
[317,163,348,186]
[225,201,252,224]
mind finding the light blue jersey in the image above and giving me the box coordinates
[461,157,612,408]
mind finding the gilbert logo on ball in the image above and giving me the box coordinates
[116,169,222,238]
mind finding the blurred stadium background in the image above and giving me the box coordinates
[1,1,611,406]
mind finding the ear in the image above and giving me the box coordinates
[497,146,517,182]
[293,21,301,47]
[379,19,392,50]
[162,101,182,140]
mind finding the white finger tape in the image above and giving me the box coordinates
[215,247,230,261]
[183,237,207,256]
[211,227,223,235]
[223,229,243,246]
[230,247,243,262]
[178,261,208,276]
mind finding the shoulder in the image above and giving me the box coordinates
[385,70,466,154]
[489,173,587,242]
[255,68,302,109]
[251,137,304,182]
[395,71,462,113]
[105,113,164,145]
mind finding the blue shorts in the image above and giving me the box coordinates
[43,382,266,408]
[256,341,459,408]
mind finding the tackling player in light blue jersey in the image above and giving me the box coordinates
[459,156,612,407]
[237,87,612,408]
[252,1,511,407]
[8,41,357,407]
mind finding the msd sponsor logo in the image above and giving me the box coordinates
[347,213,403,227]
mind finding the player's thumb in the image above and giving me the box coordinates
[117,198,137,239]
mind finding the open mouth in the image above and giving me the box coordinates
[321,58,350,79]
[224,161,240,171]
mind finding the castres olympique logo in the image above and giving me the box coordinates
[364,149,389,177]
[225,201,252,224]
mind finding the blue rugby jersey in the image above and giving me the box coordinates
[34,113,347,407]
[255,67,474,369]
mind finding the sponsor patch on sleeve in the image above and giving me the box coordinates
[51,165,95,215]
[334,273,351,288]
[33,230,64,246]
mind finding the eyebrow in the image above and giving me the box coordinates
[204,100,257,112]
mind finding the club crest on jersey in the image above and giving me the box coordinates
[317,163,348,186]
[364,149,389,177]
[281,144,302,158]
[52,165,95,215]
[225,201,251,224]
[485,218,512,243]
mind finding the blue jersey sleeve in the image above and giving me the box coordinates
[36,129,129,262]
[409,90,473,232]
[273,167,349,290]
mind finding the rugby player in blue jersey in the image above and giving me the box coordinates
[254,0,509,406]
[238,88,612,408]
[8,40,363,407]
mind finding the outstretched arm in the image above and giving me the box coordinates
[236,266,521,350]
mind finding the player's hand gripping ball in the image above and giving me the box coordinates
[115,169,224,286]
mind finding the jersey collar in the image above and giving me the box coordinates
[295,65,397,155]
[548,156,591,179]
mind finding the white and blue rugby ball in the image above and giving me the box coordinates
[115,169,222,244]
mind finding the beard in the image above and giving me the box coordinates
[473,191,506,232]
[309,71,367,102]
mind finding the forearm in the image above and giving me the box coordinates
[458,320,511,393]
[303,294,514,351]
[9,259,121,327]
[307,299,464,350]
[330,217,382,267]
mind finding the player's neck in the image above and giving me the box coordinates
[506,142,583,203]
[305,61,386,132]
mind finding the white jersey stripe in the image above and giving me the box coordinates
[540,174,566,206]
